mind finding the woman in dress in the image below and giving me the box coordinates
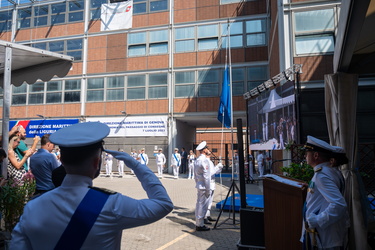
[8,134,32,181]
[187,150,196,179]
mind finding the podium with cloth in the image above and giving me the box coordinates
[263,174,307,250]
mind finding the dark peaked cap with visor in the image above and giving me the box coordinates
[50,122,110,149]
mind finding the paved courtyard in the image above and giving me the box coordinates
[94,171,263,250]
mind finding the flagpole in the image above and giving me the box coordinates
[228,21,234,181]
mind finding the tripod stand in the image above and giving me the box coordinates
[213,177,241,229]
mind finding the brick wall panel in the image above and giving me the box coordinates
[197,0,218,7]
[174,9,196,23]
[147,100,168,113]
[126,101,147,114]
[86,103,106,116]
[197,51,221,66]
[104,102,126,115]
[148,12,169,26]
[174,53,197,67]
[174,98,197,113]
[197,97,219,112]
[62,104,81,116]
[197,6,219,21]
[10,107,27,118]
[174,0,196,9]
[106,58,127,72]
[88,36,107,49]
[127,57,147,71]
[148,55,169,69]
[68,62,83,76]
[87,61,106,74]
[133,14,149,28]
[88,47,106,61]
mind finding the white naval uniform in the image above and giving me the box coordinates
[139,153,149,165]
[117,159,125,176]
[171,153,181,178]
[194,154,211,227]
[105,154,113,176]
[155,152,166,177]
[257,153,264,177]
[187,155,196,179]
[301,162,349,249]
[206,160,223,218]
[10,162,173,250]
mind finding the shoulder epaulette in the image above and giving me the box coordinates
[89,186,117,195]
[314,167,322,172]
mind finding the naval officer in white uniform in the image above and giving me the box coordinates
[301,136,349,249]
[194,141,213,231]
[10,122,173,250]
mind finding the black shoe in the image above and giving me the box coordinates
[204,219,212,225]
[207,216,216,222]
[196,225,210,231]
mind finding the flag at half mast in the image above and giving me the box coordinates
[217,65,231,128]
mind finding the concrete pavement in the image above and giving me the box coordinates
[94,171,263,250]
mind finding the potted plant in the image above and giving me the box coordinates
[281,161,314,183]
[0,172,36,235]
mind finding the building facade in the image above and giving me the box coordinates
[1,0,374,172]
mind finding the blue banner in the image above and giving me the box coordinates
[10,119,79,138]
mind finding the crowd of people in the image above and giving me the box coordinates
[0,123,350,249]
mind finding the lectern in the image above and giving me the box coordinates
[263,175,307,250]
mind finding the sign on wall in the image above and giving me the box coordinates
[86,116,168,137]
[10,119,79,138]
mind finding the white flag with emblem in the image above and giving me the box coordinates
[101,1,133,31]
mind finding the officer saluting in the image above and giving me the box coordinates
[10,122,173,249]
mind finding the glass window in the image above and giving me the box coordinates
[107,89,124,101]
[232,68,245,96]
[175,85,195,98]
[295,34,334,54]
[107,76,124,101]
[128,45,146,57]
[198,38,218,50]
[295,9,334,33]
[150,30,168,42]
[34,5,49,27]
[245,19,266,46]
[108,76,124,88]
[46,93,62,103]
[29,93,44,104]
[149,73,167,85]
[149,43,168,55]
[64,92,80,102]
[128,75,145,87]
[87,90,104,101]
[175,40,195,53]
[49,41,64,52]
[12,84,27,105]
[65,79,81,90]
[0,11,12,32]
[221,22,243,35]
[150,0,168,12]
[69,11,84,22]
[149,86,167,98]
[175,27,195,53]
[133,2,147,14]
[127,88,145,99]
[198,69,219,83]
[175,71,195,84]
[69,0,84,11]
[30,82,45,92]
[17,8,32,29]
[52,3,66,14]
[198,24,218,38]
[247,66,268,91]
[88,78,104,89]
[128,32,146,44]
[90,0,107,19]
[198,84,219,97]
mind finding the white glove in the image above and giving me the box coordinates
[307,213,319,229]
[216,163,223,169]
[104,149,139,170]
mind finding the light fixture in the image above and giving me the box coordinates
[36,114,45,119]
[120,111,127,116]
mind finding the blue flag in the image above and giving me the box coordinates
[217,65,231,128]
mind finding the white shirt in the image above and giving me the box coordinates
[139,153,148,165]
[11,164,173,250]
[155,153,166,165]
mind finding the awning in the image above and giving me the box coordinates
[1,40,73,177]
[0,40,73,87]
